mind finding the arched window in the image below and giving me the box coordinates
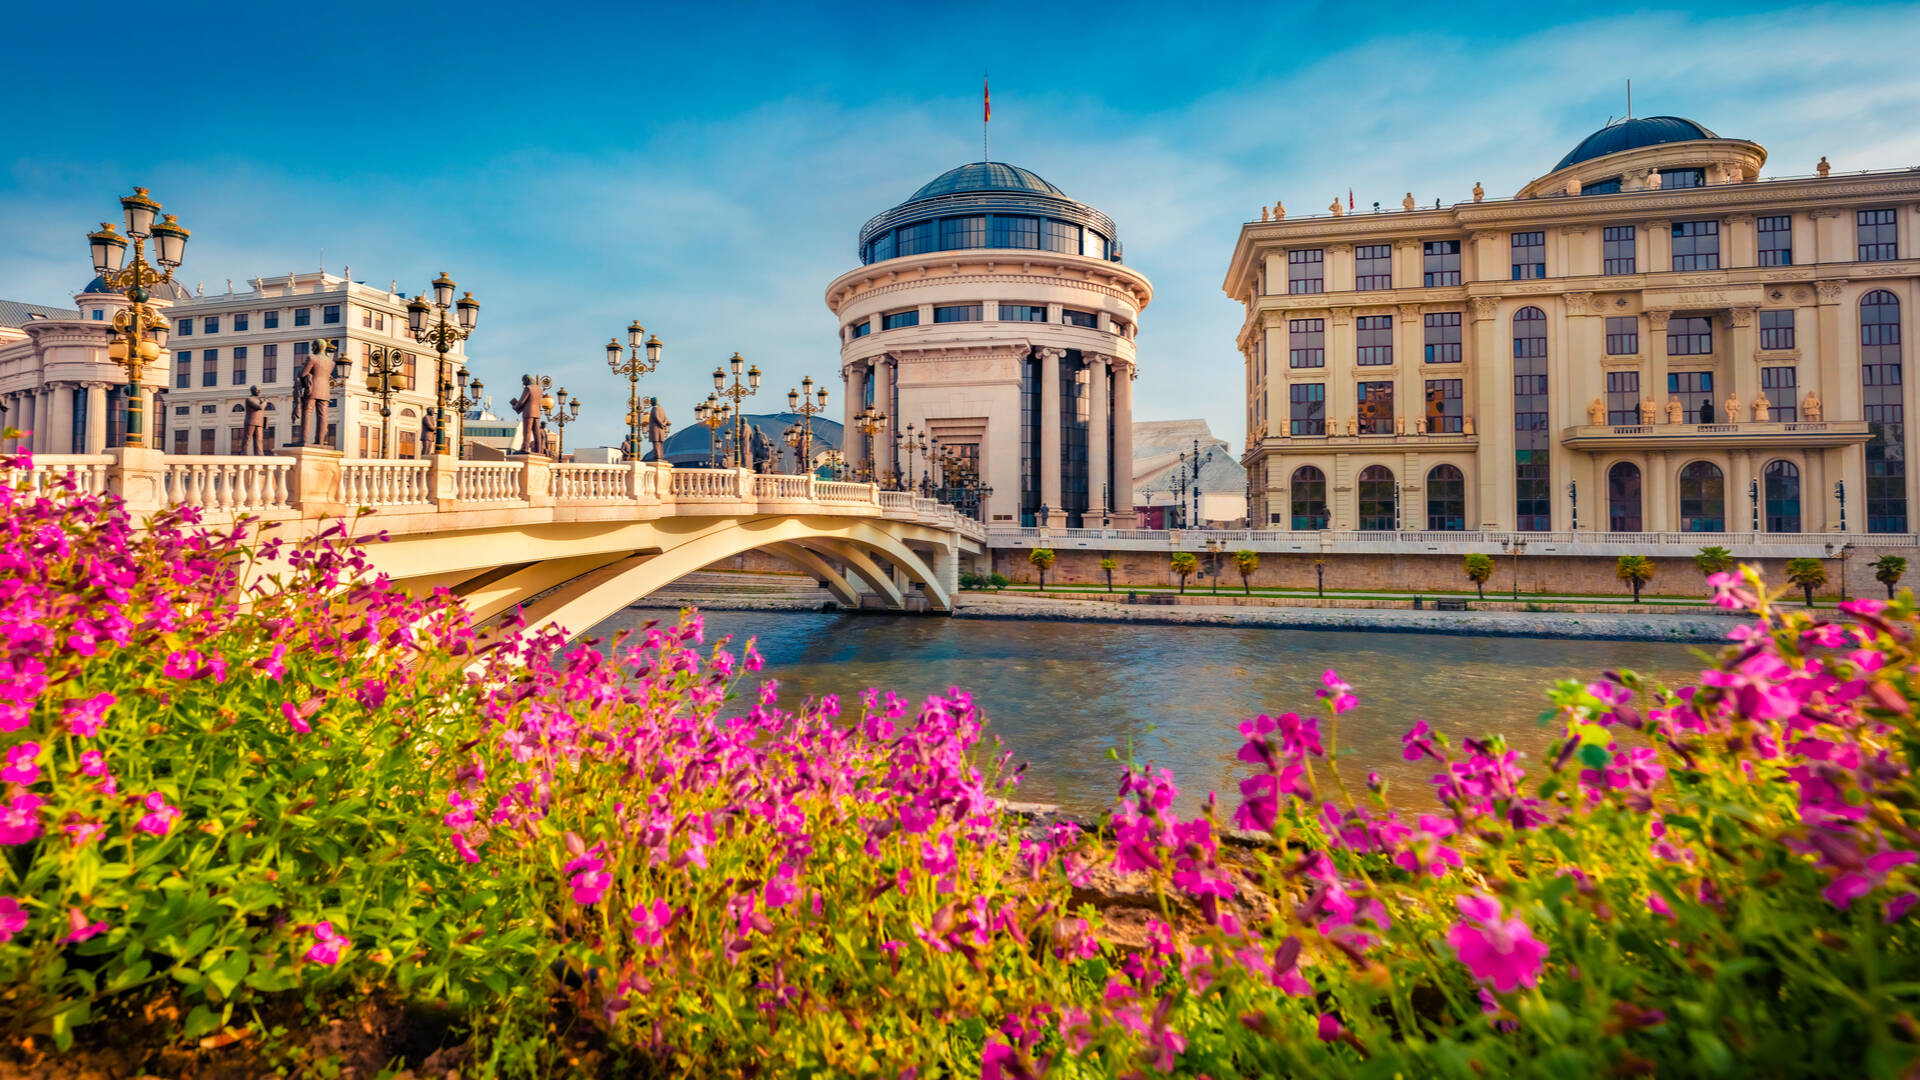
[1426,464,1466,530]
[1512,306,1550,530]
[1608,462,1642,532]
[1679,461,1725,532]
[1863,290,1906,532]
[1289,466,1328,530]
[1358,465,1397,531]
[1764,460,1801,533]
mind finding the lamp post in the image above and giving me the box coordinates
[1749,478,1761,532]
[1835,480,1848,533]
[695,393,732,468]
[712,353,760,469]
[851,405,888,484]
[1569,480,1579,531]
[364,345,409,458]
[785,375,829,474]
[1827,541,1855,602]
[545,387,580,460]
[1501,537,1528,600]
[608,321,663,463]
[87,188,190,448]
[403,271,479,456]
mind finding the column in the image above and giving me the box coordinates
[872,357,893,482]
[1648,451,1672,532]
[1087,355,1110,518]
[1112,358,1135,518]
[1728,305,1759,420]
[1038,348,1063,516]
[1326,308,1355,433]
[49,384,75,455]
[1646,310,1673,422]
[1730,449,1754,533]
[1561,293,1599,530]
[1646,220,1672,272]
[19,392,37,454]
[1,394,13,451]
[844,363,867,475]
[1468,297,1508,528]
[84,383,108,453]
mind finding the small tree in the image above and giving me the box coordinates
[1463,553,1494,600]
[1170,551,1198,594]
[1616,554,1654,602]
[1875,554,1908,599]
[1028,548,1056,591]
[1313,557,1325,598]
[1099,556,1117,593]
[1786,557,1828,607]
[1694,546,1735,580]
[1233,550,1259,595]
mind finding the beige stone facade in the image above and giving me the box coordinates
[827,162,1151,527]
[1227,116,1920,539]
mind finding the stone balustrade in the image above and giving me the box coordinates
[340,460,433,508]
[165,457,295,514]
[455,462,524,502]
[14,454,114,497]
[551,463,632,501]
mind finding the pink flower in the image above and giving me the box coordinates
[1446,893,1549,993]
[162,650,204,679]
[0,896,25,943]
[922,833,957,877]
[135,791,181,837]
[64,907,107,943]
[764,872,798,909]
[630,898,672,948]
[303,920,347,964]
[1319,670,1358,715]
[1317,1012,1344,1042]
[0,793,43,845]
[1824,850,1918,908]
[61,693,116,737]
[255,644,289,680]
[2,742,41,785]
[565,846,611,905]
[355,680,388,710]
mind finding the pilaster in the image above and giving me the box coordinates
[1086,354,1110,517]
[276,444,346,517]
[107,446,168,516]
[521,454,555,508]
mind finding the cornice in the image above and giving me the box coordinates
[832,271,1144,311]
[827,251,1152,313]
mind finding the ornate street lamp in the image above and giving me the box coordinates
[364,345,409,458]
[785,375,829,475]
[87,188,190,448]
[543,386,580,460]
[608,320,663,463]
[404,271,480,456]
[851,405,888,483]
[695,393,732,468]
[712,352,759,469]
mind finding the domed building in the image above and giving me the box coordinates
[1226,112,1920,548]
[826,161,1152,526]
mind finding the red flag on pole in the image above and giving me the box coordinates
[984,76,991,123]
[1348,188,1355,210]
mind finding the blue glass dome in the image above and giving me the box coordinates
[906,162,1066,202]
[1553,116,1718,172]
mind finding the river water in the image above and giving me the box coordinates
[587,608,1708,816]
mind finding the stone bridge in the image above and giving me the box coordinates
[18,448,986,639]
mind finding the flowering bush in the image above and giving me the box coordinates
[5,441,1920,1077]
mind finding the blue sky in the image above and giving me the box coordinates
[4,1,1917,452]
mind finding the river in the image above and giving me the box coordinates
[587,607,1709,817]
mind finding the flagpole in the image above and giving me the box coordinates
[983,72,990,163]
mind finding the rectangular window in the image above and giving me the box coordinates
[1422,240,1461,287]
[1354,244,1392,290]
[175,352,191,389]
[1581,176,1623,196]
[1758,215,1793,266]
[1760,309,1795,351]
[1041,220,1079,254]
[990,215,1039,249]
[1287,249,1324,294]
[1605,316,1639,355]
[322,304,340,324]
[1000,304,1047,322]
[1288,382,1325,435]
[1357,381,1394,434]
[1667,316,1713,356]
[848,320,871,339]
[1288,318,1325,368]
[232,346,248,385]
[262,343,278,383]
[374,313,384,331]
[1510,231,1545,280]
[897,221,935,255]
[939,216,985,250]
[1671,220,1720,271]
[1423,312,1462,363]
[361,308,372,327]
[881,309,919,330]
[203,316,219,334]
[199,428,215,455]
[294,308,311,327]
[868,231,896,262]
[177,318,192,336]
[202,349,218,386]
[1605,370,1641,425]
[1424,378,1463,433]
[236,312,250,331]
[172,429,188,454]
[264,310,279,329]
[1668,370,1716,422]
[294,340,310,359]
[1660,168,1705,189]
[1762,366,1797,421]
[1355,315,1393,366]
[934,304,983,323]
[1602,226,1636,275]
[1859,208,1898,261]
[1060,308,1097,328]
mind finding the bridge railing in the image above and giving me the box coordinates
[12,454,114,497]
[341,460,432,508]
[455,461,524,502]
[166,457,296,514]
[551,463,633,501]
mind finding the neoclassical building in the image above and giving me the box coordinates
[826,162,1152,526]
[1227,115,1920,536]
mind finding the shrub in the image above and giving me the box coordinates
[1615,553,1653,601]
[1462,552,1494,599]
[959,570,985,590]
[988,572,1010,591]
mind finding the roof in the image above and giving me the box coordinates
[1131,419,1244,494]
[0,299,79,328]
[906,162,1066,202]
[652,412,844,465]
[82,275,194,301]
[1553,116,1719,172]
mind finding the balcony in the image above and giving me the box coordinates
[1263,420,1479,450]
[1560,419,1868,451]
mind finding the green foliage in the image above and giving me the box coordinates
[1169,551,1199,594]
[959,571,986,590]
[1099,557,1118,594]
[988,572,1010,591]
[1786,556,1828,606]
[1029,547,1057,590]
[1233,550,1259,595]
[1462,553,1495,600]
[1693,546,1736,577]
[1875,555,1908,599]
[1615,554,1654,601]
